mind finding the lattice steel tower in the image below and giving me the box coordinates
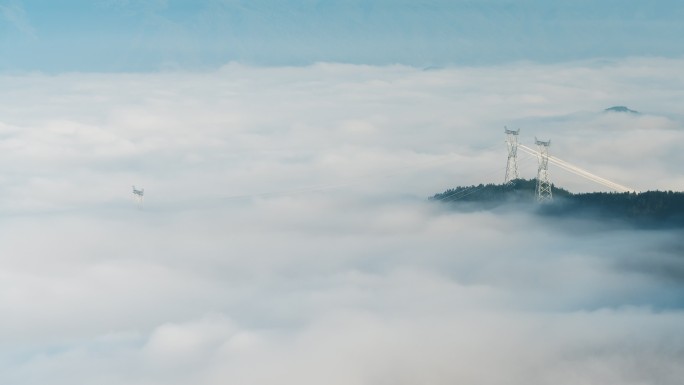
[504,127,520,183]
[534,138,552,202]
[132,185,144,208]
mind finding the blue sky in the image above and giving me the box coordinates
[1,0,683,72]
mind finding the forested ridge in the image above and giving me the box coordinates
[431,179,684,227]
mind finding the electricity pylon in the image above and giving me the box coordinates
[132,185,144,208]
[534,138,552,203]
[504,127,520,183]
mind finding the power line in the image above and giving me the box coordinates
[518,144,634,192]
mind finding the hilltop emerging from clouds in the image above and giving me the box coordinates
[432,179,684,228]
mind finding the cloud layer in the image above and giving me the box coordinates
[0,58,683,384]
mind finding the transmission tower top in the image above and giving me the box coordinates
[504,127,520,135]
[535,137,551,147]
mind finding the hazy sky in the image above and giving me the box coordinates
[2,0,684,71]
[1,2,683,385]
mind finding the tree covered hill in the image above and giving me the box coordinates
[431,179,684,228]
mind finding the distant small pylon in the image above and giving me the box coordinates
[132,185,144,208]
[504,127,520,183]
[534,138,552,203]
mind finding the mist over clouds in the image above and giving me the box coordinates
[1,58,683,384]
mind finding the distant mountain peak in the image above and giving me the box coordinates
[604,106,639,114]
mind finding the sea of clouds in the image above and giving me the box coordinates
[0,57,683,384]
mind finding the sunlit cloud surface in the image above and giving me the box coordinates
[0,58,683,384]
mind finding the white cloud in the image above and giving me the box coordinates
[0,58,683,384]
